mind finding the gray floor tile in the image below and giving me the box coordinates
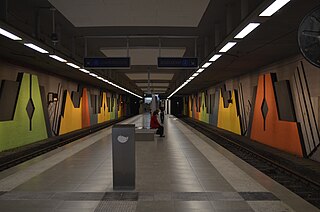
[239,192,279,201]
[211,200,254,211]
[56,200,100,209]
[135,201,174,212]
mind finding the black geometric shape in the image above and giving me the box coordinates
[26,98,35,120]
[261,98,268,120]
[71,91,81,108]
[274,80,296,122]
[0,80,20,121]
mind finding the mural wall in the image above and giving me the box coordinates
[0,60,131,152]
[183,56,320,161]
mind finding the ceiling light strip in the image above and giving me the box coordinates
[66,63,80,69]
[49,54,67,63]
[24,43,49,54]
[209,54,222,62]
[234,23,260,39]
[0,27,22,40]
[259,0,291,17]
[219,42,237,53]
[87,71,142,98]
[202,62,212,68]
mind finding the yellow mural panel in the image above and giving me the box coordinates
[217,90,241,135]
[59,92,82,135]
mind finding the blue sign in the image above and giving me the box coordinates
[84,57,130,68]
[158,57,198,69]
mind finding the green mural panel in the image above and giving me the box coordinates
[200,92,209,123]
[110,97,116,120]
[0,74,48,152]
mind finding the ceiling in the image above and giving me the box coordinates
[0,0,320,98]
[48,0,210,27]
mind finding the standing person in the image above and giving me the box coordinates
[150,111,165,137]
[160,108,164,124]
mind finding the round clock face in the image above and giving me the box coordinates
[298,5,320,68]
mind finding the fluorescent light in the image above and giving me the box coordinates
[24,43,48,54]
[192,73,199,77]
[79,68,90,73]
[196,68,204,73]
[66,63,80,69]
[209,54,222,62]
[49,54,67,63]
[189,76,195,80]
[259,0,291,17]
[202,62,212,68]
[234,23,260,39]
[186,79,191,82]
[0,28,22,40]
[89,73,98,77]
[97,76,105,81]
[219,42,237,53]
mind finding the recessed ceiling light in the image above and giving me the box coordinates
[0,28,22,40]
[219,42,237,53]
[66,63,80,69]
[24,43,48,54]
[89,73,98,77]
[234,23,260,39]
[49,54,67,63]
[202,62,212,68]
[259,0,291,17]
[196,68,204,73]
[209,54,222,62]
[79,68,90,73]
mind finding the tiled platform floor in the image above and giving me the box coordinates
[0,114,318,211]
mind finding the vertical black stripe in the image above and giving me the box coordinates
[29,74,32,131]
[263,75,266,131]
[239,83,247,134]
[297,66,315,151]
[301,61,320,146]
[294,68,311,154]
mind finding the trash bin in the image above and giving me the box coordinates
[112,124,135,190]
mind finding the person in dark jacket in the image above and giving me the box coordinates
[150,111,165,137]
[160,108,164,124]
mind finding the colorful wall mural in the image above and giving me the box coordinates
[183,59,320,160]
[184,87,242,135]
[0,71,131,152]
[250,73,304,156]
[0,73,48,151]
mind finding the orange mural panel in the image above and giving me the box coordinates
[250,74,303,156]
[81,88,90,128]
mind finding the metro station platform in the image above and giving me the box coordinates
[0,114,317,212]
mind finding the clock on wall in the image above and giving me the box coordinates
[298,5,320,68]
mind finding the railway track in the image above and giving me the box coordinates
[180,117,320,209]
